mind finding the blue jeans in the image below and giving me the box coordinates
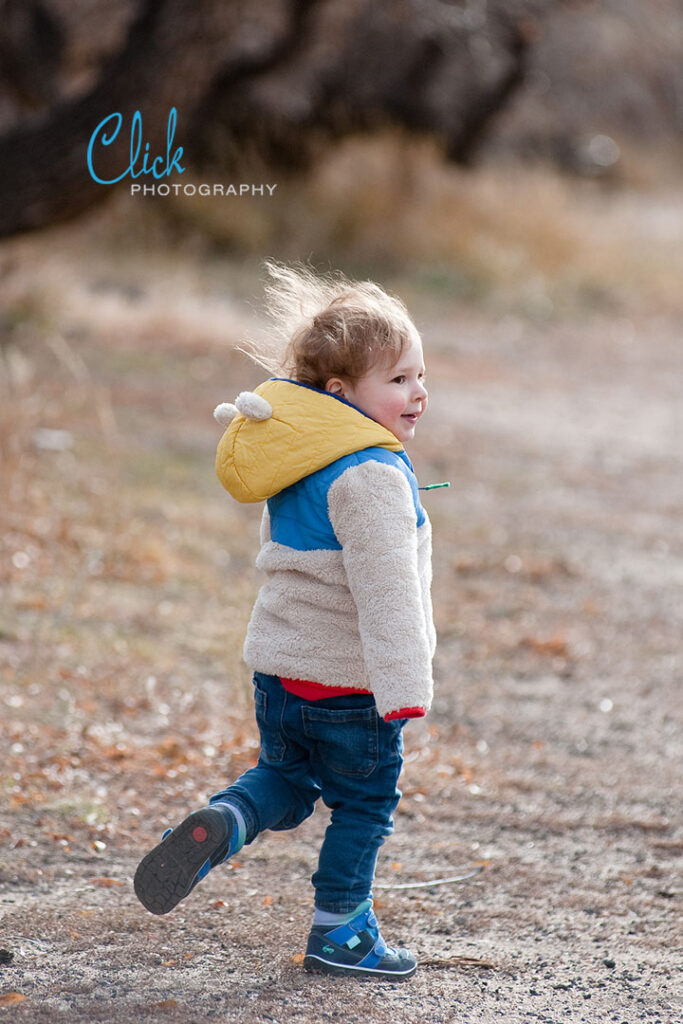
[210,672,406,913]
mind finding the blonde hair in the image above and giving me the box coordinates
[242,261,419,389]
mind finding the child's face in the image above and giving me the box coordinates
[326,333,428,443]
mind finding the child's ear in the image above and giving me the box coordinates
[325,377,345,397]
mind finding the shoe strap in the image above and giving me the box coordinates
[324,905,388,956]
[356,941,389,969]
[324,905,370,945]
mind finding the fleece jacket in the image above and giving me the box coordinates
[215,378,436,721]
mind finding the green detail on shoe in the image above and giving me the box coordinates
[322,945,335,954]
[346,935,361,949]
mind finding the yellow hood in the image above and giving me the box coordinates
[215,379,403,503]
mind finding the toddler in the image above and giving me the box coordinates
[134,263,436,979]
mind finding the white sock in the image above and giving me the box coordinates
[210,801,247,855]
[313,901,367,927]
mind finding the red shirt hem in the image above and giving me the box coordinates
[279,677,372,700]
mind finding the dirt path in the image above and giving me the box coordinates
[0,255,681,1022]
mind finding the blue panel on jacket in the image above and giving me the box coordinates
[268,447,426,552]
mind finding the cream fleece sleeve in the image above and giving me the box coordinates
[327,461,434,720]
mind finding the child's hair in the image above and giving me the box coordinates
[241,261,419,389]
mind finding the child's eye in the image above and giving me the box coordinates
[391,375,406,384]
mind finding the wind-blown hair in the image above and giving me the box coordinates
[241,261,420,389]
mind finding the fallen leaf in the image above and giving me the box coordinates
[154,1000,178,1009]
[161,959,175,966]
[213,900,226,908]
[262,895,272,906]
[290,954,305,965]
[102,745,128,762]
[0,993,27,1006]
[158,737,183,761]
[14,596,46,611]
[520,634,569,657]
[90,877,123,887]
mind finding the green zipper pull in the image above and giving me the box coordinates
[419,482,451,490]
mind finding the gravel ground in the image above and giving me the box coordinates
[1,290,681,1023]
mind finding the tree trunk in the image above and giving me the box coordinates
[0,0,537,239]
[0,0,294,236]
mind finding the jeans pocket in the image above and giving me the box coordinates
[253,679,287,763]
[301,705,379,778]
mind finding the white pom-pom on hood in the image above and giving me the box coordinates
[214,392,273,428]
[234,392,273,421]
[214,402,239,426]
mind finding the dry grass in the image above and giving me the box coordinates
[2,136,680,350]
[0,273,266,840]
[166,133,683,315]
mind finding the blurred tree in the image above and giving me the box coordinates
[479,0,683,173]
[0,0,538,238]
[0,0,65,110]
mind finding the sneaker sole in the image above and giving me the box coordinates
[303,954,417,980]
[133,808,230,915]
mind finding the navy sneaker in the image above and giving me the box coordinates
[304,901,417,980]
[133,807,233,915]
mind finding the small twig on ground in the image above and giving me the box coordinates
[375,867,482,890]
[421,955,494,970]
[45,332,119,446]
[45,333,91,383]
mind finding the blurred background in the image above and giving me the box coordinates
[0,2,681,1017]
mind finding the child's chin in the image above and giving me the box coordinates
[396,424,416,441]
